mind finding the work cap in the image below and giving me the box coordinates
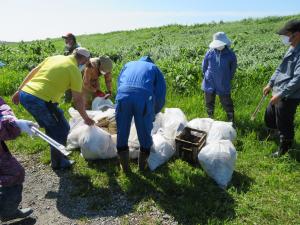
[62,33,76,39]
[209,32,231,49]
[73,47,90,58]
[277,19,300,35]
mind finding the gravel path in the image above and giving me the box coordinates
[2,154,178,225]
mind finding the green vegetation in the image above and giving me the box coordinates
[1,15,300,225]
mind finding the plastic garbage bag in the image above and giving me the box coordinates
[198,140,237,189]
[92,97,114,111]
[128,121,140,159]
[207,121,236,143]
[79,125,117,160]
[147,133,175,171]
[162,108,187,142]
[187,118,214,133]
[152,112,164,135]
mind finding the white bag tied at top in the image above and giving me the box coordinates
[198,140,237,189]
[206,121,236,143]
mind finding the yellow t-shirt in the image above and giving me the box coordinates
[22,55,82,103]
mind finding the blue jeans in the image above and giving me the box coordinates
[19,91,70,167]
[116,93,154,153]
[0,185,22,218]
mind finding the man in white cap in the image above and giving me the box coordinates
[11,47,94,170]
[202,32,237,122]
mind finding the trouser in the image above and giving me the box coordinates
[116,93,154,153]
[264,98,300,140]
[204,92,234,120]
[0,185,23,218]
[19,91,70,167]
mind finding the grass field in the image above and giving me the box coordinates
[1,14,300,225]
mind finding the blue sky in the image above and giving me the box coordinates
[1,0,299,41]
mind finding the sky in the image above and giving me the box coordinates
[1,0,300,42]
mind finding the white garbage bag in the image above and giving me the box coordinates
[162,108,187,141]
[92,97,114,111]
[207,121,236,143]
[128,122,140,159]
[147,133,175,171]
[78,125,117,160]
[198,140,237,189]
[187,118,214,133]
[152,112,164,135]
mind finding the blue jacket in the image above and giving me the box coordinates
[268,44,300,99]
[201,47,237,95]
[116,56,166,114]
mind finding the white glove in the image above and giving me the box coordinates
[15,119,39,136]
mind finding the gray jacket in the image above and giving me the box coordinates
[269,44,300,99]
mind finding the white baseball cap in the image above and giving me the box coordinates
[73,47,90,58]
[209,32,231,49]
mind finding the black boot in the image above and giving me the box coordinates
[117,147,130,173]
[227,112,234,123]
[138,149,150,171]
[272,137,293,158]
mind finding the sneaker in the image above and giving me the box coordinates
[1,208,33,222]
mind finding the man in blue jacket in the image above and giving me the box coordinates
[116,56,166,172]
[263,20,300,157]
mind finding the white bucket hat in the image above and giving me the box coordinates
[73,47,90,58]
[209,32,231,49]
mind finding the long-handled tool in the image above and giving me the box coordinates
[30,126,71,156]
[251,95,267,121]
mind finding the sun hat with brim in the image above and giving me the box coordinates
[277,19,300,35]
[209,32,231,49]
[0,61,5,67]
[99,56,113,73]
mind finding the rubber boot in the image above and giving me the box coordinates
[118,149,130,173]
[138,149,150,171]
[227,112,234,123]
[1,208,33,222]
[272,136,292,158]
[207,110,214,119]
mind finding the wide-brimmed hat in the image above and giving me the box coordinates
[209,32,231,49]
[278,19,300,35]
[99,56,113,73]
[62,33,76,39]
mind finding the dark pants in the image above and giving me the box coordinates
[204,92,234,120]
[19,91,70,167]
[0,185,23,218]
[264,98,300,140]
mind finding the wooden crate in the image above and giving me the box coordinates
[175,127,207,164]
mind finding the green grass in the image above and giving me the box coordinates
[1,14,300,225]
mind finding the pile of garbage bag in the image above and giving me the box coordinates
[67,97,237,188]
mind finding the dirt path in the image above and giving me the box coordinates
[2,154,177,225]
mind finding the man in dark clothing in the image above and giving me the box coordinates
[264,19,300,157]
[62,33,80,102]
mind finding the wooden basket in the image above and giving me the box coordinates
[175,127,207,164]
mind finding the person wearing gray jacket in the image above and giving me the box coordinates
[263,19,300,157]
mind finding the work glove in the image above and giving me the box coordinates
[15,119,39,136]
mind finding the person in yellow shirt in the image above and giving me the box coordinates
[11,48,94,170]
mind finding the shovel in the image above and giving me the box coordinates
[251,95,267,121]
[30,126,71,156]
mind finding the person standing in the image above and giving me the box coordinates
[11,48,94,169]
[0,97,37,222]
[62,33,80,103]
[263,19,300,157]
[202,32,237,122]
[116,56,166,172]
